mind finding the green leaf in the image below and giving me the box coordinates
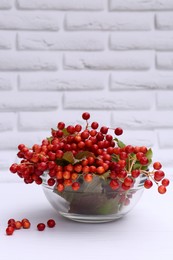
[62,128,69,136]
[47,137,53,143]
[146,148,153,161]
[62,151,75,164]
[75,151,95,160]
[133,162,141,170]
[114,138,126,148]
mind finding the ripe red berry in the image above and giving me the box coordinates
[84,173,93,182]
[8,218,15,225]
[110,180,119,190]
[75,124,82,132]
[153,162,162,170]
[162,178,170,187]
[82,112,90,120]
[47,178,56,186]
[139,157,149,166]
[100,126,108,134]
[123,177,133,187]
[6,226,15,235]
[144,179,153,189]
[131,169,140,178]
[91,122,99,129]
[154,170,165,181]
[47,219,56,228]
[57,122,65,130]
[67,125,75,134]
[158,185,167,194]
[22,220,31,229]
[9,163,18,173]
[114,127,123,136]
[57,183,64,192]
[37,223,46,231]
[15,221,22,230]
[72,182,80,191]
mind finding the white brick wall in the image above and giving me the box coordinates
[0,0,173,181]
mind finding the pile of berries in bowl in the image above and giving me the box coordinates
[10,112,170,223]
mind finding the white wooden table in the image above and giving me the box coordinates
[0,174,173,260]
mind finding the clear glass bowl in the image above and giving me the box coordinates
[42,174,146,223]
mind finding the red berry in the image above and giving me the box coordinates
[47,178,56,186]
[162,178,170,187]
[15,221,22,230]
[84,173,93,182]
[154,170,165,181]
[124,177,133,187]
[6,226,15,235]
[57,122,65,130]
[114,127,123,136]
[110,180,119,190]
[8,218,15,225]
[139,157,149,166]
[158,185,166,194]
[82,112,90,120]
[96,166,105,175]
[131,169,140,178]
[22,220,31,229]
[91,122,99,129]
[121,183,131,191]
[9,163,18,173]
[136,152,144,160]
[72,182,80,191]
[47,219,56,228]
[100,126,108,134]
[75,124,82,132]
[37,223,46,231]
[81,130,89,139]
[153,162,162,170]
[67,125,75,134]
[57,183,64,192]
[144,179,153,189]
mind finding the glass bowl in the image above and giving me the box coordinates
[42,174,146,223]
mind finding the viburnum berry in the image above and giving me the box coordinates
[144,179,153,189]
[158,185,167,194]
[47,219,56,228]
[15,221,22,230]
[114,127,123,136]
[154,170,165,181]
[100,126,109,134]
[47,178,56,186]
[37,223,46,231]
[57,122,65,130]
[22,219,31,229]
[131,169,140,178]
[75,124,82,132]
[8,218,15,226]
[153,162,162,170]
[162,178,170,187]
[110,179,119,190]
[91,121,99,129]
[72,182,80,191]
[139,157,149,166]
[123,177,133,187]
[6,226,15,235]
[82,112,90,120]
[84,173,93,182]
[9,163,18,173]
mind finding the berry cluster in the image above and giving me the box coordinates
[9,112,169,194]
[6,218,56,235]
[6,218,31,235]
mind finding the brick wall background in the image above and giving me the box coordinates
[0,0,173,181]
